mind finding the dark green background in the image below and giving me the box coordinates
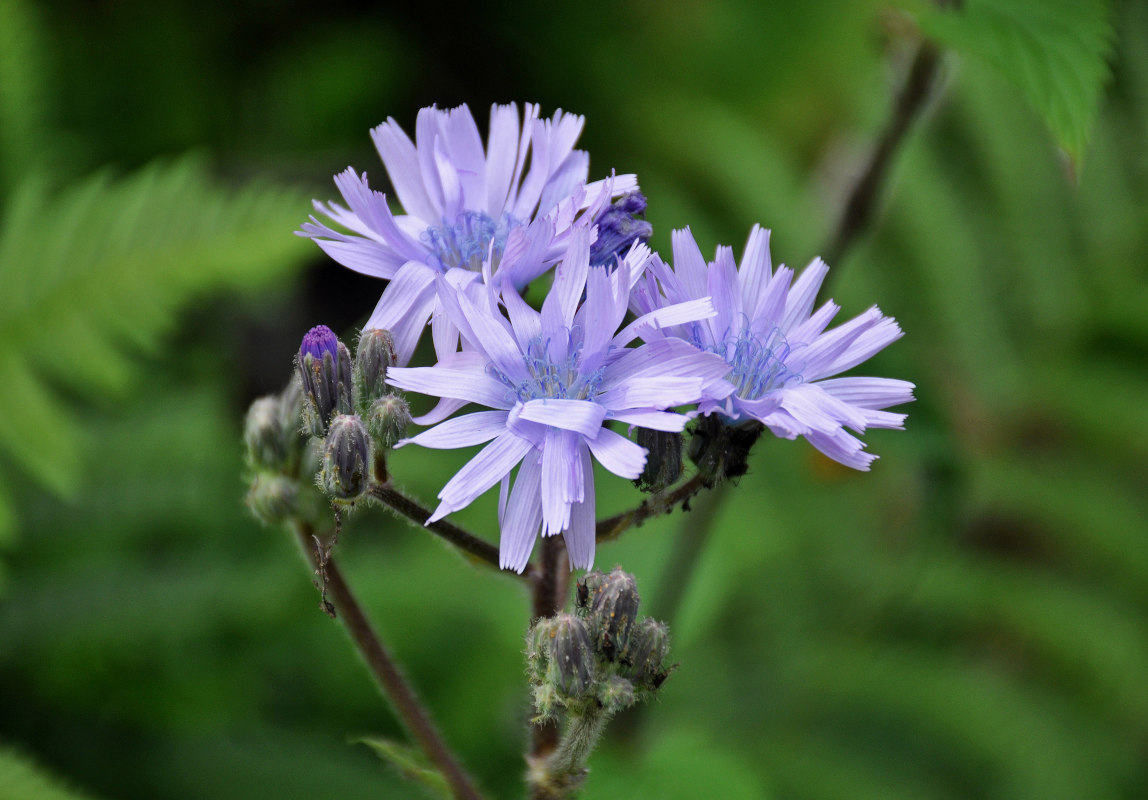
[2,1,1147,798]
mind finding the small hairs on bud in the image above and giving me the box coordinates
[354,328,398,416]
[319,414,371,502]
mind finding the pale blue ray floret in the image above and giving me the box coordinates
[298,102,638,367]
[386,229,732,573]
[631,225,915,470]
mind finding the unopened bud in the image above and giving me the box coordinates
[597,675,635,713]
[577,568,641,661]
[589,191,653,268]
[366,394,411,450]
[633,428,683,493]
[319,414,371,502]
[246,473,298,524]
[298,325,353,436]
[625,618,670,685]
[245,397,289,471]
[354,328,397,415]
[547,614,595,697]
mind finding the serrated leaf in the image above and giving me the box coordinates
[355,737,452,800]
[0,746,99,800]
[0,157,310,493]
[918,0,1114,166]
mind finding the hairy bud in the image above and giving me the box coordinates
[244,397,289,471]
[298,325,353,436]
[597,675,635,714]
[354,328,398,415]
[366,394,411,451]
[548,614,595,697]
[625,618,671,686]
[577,568,641,661]
[245,473,298,524]
[319,414,371,502]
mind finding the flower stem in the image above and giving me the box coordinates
[293,522,486,800]
[594,472,709,544]
[821,34,944,284]
[369,481,529,578]
[528,705,612,799]
[529,536,567,762]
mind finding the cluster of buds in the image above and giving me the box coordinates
[243,378,316,524]
[243,324,411,522]
[296,325,410,504]
[526,568,672,720]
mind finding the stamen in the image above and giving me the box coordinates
[716,325,803,399]
[423,210,520,272]
[488,331,605,404]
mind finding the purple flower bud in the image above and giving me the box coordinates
[319,414,371,502]
[300,324,339,360]
[298,326,353,436]
[589,191,653,268]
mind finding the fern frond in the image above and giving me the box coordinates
[0,157,311,493]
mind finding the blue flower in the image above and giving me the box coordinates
[631,226,914,470]
[386,229,730,572]
[300,103,637,365]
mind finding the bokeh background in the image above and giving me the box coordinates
[2,0,1146,798]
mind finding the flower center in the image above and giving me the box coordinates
[423,211,519,272]
[718,326,803,399]
[490,333,605,403]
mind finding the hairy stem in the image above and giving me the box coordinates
[528,705,612,799]
[369,481,528,577]
[529,536,567,762]
[293,522,485,800]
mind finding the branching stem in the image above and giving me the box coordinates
[292,522,485,800]
[369,481,530,578]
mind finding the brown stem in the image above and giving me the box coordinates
[529,536,567,762]
[595,473,709,544]
[369,482,530,578]
[822,37,943,279]
[293,523,486,800]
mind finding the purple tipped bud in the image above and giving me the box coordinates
[319,414,371,502]
[547,614,595,697]
[589,191,653,268]
[354,328,398,415]
[298,326,353,436]
[577,568,641,661]
[367,394,411,451]
[624,618,671,686]
[300,324,338,360]
[634,428,683,493]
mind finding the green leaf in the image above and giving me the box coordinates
[0,746,99,800]
[918,0,1114,167]
[0,157,310,493]
[355,737,452,800]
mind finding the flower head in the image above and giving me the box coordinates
[300,103,637,365]
[631,226,914,470]
[386,229,729,572]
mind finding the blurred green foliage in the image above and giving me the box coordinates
[1,0,1145,799]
